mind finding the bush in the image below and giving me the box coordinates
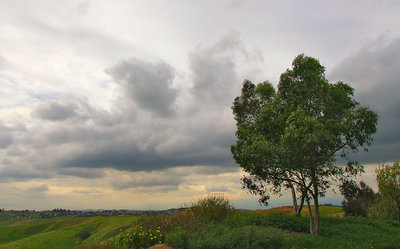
[342,198,370,217]
[161,194,234,235]
[76,230,91,240]
[165,223,285,249]
[339,180,375,217]
[247,213,309,233]
[135,215,170,234]
[165,227,189,249]
[113,224,163,249]
[164,210,204,233]
[186,193,234,223]
[368,193,398,220]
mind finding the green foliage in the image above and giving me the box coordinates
[247,213,310,233]
[186,193,234,223]
[342,198,369,217]
[231,54,378,234]
[166,223,285,249]
[114,193,235,243]
[165,227,189,249]
[376,160,400,220]
[164,210,203,234]
[113,224,163,249]
[368,193,398,220]
[134,215,170,235]
[3,206,400,249]
[244,211,400,249]
[340,180,375,217]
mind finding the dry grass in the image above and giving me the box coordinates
[250,205,344,217]
[250,206,296,216]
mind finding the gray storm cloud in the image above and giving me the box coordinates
[105,58,178,117]
[0,121,25,148]
[2,34,399,192]
[190,33,240,105]
[0,0,399,210]
[0,36,244,183]
[329,38,400,163]
[0,129,14,149]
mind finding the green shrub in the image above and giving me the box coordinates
[162,194,233,235]
[113,224,163,249]
[166,223,285,249]
[340,180,375,217]
[186,193,234,223]
[247,213,309,233]
[135,215,170,234]
[368,193,398,220]
[165,227,189,249]
[342,198,370,217]
[224,211,249,227]
[76,230,91,240]
[164,210,204,233]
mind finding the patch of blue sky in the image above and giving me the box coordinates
[97,79,113,89]
[13,132,23,137]
[30,92,61,100]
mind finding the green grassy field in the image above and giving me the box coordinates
[0,215,137,249]
[1,206,400,249]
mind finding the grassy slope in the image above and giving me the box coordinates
[246,206,400,249]
[2,207,400,249]
[0,215,137,249]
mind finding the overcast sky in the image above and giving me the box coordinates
[1,0,399,210]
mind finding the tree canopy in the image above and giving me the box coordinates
[231,54,378,234]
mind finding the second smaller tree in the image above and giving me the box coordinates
[376,160,400,221]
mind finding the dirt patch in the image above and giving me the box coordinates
[330,212,344,217]
[251,206,294,216]
[148,244,172,249]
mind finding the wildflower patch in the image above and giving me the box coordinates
[114,224,164,249]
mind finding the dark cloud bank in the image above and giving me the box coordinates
[1,36,399,188]
[329,38,400,164]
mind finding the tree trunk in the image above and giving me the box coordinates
[289,183,299,215]
[312,194,319,235]
[305,194,314,234]
[397,203,400,222]
[311,172,320,235]
[297,194,305,216]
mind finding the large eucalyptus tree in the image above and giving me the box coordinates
[231,54,378,234]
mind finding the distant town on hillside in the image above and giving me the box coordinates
[0,208,186,219]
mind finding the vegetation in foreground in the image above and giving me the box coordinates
[1,194,400,249]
